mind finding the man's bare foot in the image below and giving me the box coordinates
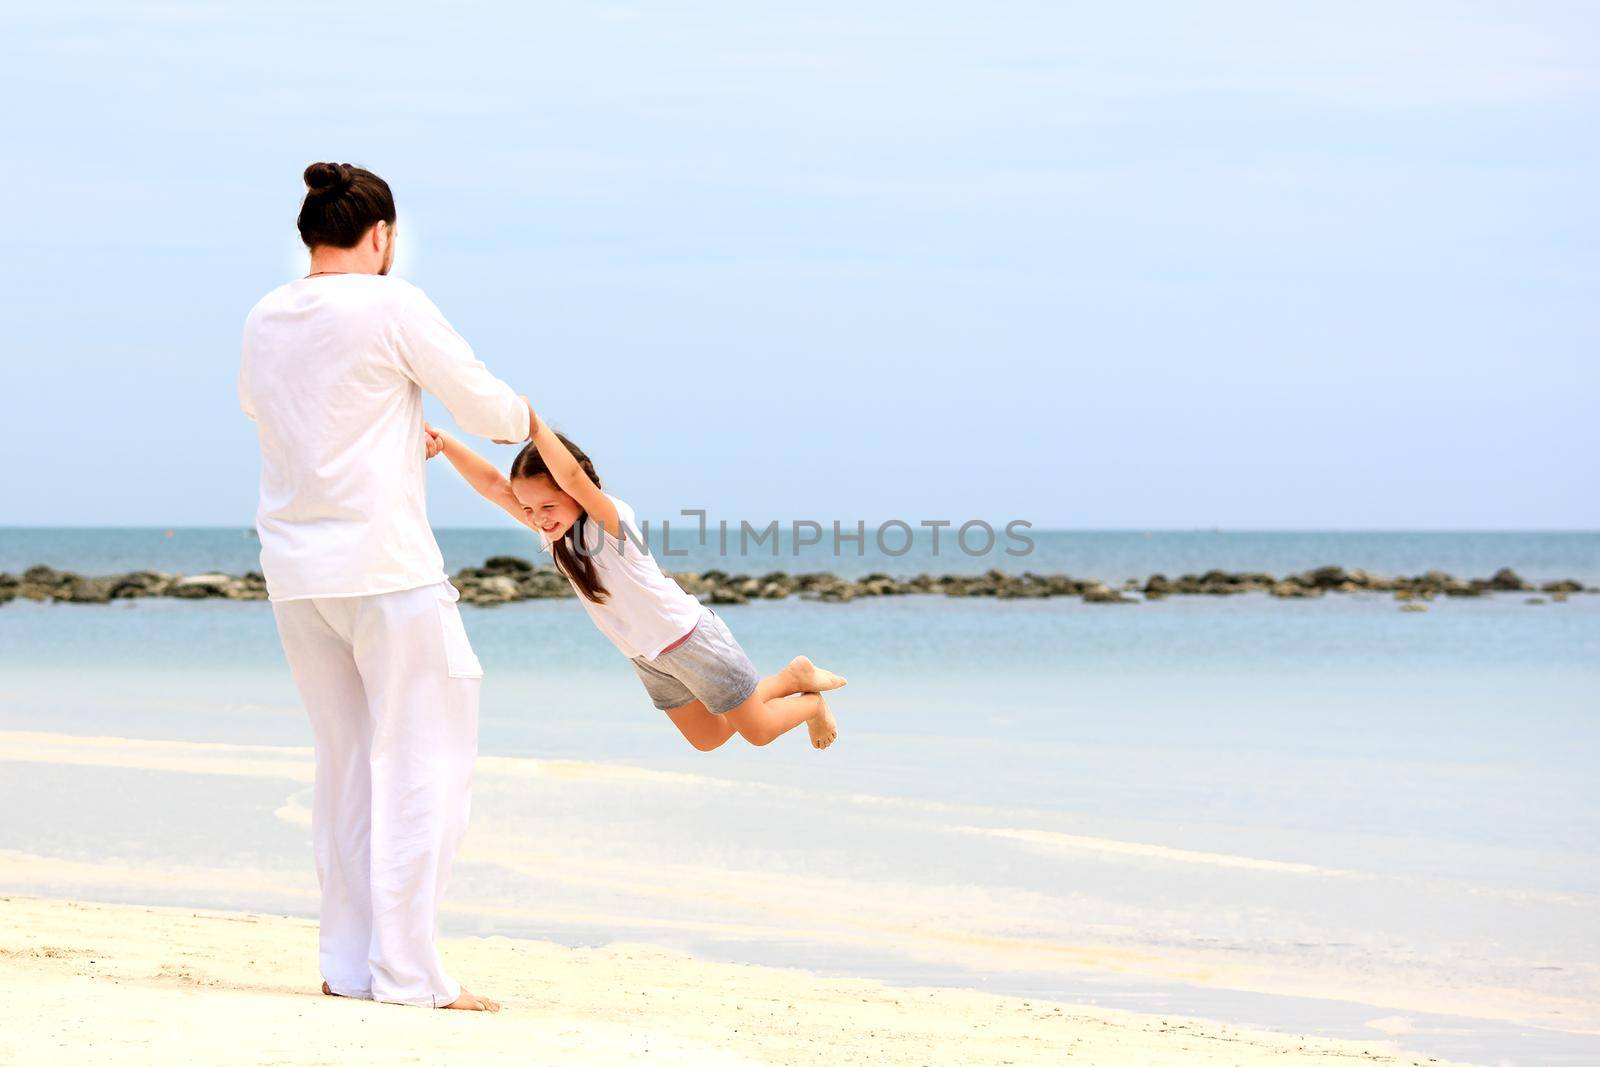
[322,982,373,1000]
[806,695,838,750]
[788,655,847,693]
[442,988,500,1012]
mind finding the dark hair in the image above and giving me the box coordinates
[510,433,610,604]
[296,162,396,249]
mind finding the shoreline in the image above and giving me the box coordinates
[2,559,1590,607]
[2,894,1476,1066]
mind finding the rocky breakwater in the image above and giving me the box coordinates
[0,560,1588,609]
[0,565,268,605]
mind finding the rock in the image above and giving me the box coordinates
[517,571,573,598]
[1413,570,1452,593]
[1198,581,1244,595]
[807,580,856,603]
[110,572,173,599]
[17,566,73,600]
[1144,574,1171,595]
[1301,566,1349,589]
[1488,567,1531,591]
[169,574,235,599]
[1552,591,1568,603]
[459,575,521,605]
[1271,581,1323,598]
[482,556,535,575]
[944,577,997,597]
[793,573,837,593]
[708,587,749,605]
[753,572,795,598]
[1081,583,1132,604]
[226,574,269,600]
[1540,579,1583,593]
[997,583,1049,599]
[1399,602,1428,612]
[1524,597,1547,605]
[63,576,115,603]
[671,573,711,597]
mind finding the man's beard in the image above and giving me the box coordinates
[379,242,394,276]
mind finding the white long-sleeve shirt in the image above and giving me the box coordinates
[239,274,528,601]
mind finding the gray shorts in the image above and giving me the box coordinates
[631,608,759,714]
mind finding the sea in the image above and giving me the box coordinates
[2,528,1597,1065]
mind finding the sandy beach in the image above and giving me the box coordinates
[1,894,1474,1066]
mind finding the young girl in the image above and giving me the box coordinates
[427,412,843,751]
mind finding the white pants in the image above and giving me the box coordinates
[271,581,483,1007]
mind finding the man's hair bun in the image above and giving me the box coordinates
[297,162,395,249]
[303,161,354,196]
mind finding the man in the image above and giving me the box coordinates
[239,161,528,1011]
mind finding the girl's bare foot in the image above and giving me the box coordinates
[442,988,500,1012]
[788,655,847,692]
[806,695,838,750]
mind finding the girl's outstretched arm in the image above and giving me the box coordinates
[430,424,534,529]
[528,409,622,539]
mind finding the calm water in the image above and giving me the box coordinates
[1,529,1597,1064]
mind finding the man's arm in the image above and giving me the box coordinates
[393,285,530,443]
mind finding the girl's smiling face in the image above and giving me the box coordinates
[510,473,583,539]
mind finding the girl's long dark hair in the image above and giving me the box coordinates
[510,433,609,604]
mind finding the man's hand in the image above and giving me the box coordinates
[424,424,445,460]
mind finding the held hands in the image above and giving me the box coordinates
[424,424,445,460]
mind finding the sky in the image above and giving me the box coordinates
[0,1,1595,529]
